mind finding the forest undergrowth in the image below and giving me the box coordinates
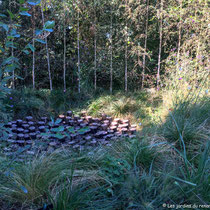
[0,85,209,210]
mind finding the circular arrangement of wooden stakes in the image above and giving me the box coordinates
[3,111,137,156]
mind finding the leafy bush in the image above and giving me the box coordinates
[6,89,46,119]
[4,88,93,119]
[99,154,131,186]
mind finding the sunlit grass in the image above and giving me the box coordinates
[1,84,209,209]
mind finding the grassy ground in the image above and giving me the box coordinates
[3,88,167,127]
[0,86,209,209]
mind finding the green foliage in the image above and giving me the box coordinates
[50,174,104,210]
[0,128,209,209]
[0,150,99,208]
[87,93,145,120]
[87,95,114,116]
[0,0,209,208]
[120,170,165,209]
[182,143,209,201]
[88,100,103,116]
[0,0,54,138]
[107,139,159,171]
[40,118,89,140]
[0,0,209,92]
[160,94,209,146]
[112,97,138,117]
[27,0,41,6]
[2,88,92,119]
[99,154,131,186]
[6,89,45,119]
[161,141,210,205]
[47,89,72,114]
[0,151,64,206]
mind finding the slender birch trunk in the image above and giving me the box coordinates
[125,37,128,92]
[94,9,97,91]
[77,8,81,93]
[142,0,149,89]
[9,0,15,89]
[176,0,182,77]
[195,6,201,86]
[157,0,163,89]
[124,0,128,92]
[177,22,181,65]
[12,46,15,89]
[110,4,113,94]
[32,8,35,89]
[41,1,53,91]
[63,1,67,91]
[32,35,35,89]
[138,46,140,89]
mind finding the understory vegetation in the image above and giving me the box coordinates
[0,0,209,209]
[0,86,209,210]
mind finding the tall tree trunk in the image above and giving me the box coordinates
[12,46,15,89]
[9,0,15,89]
[32,7,35,89]
[94,8,97,91]
[77,7,81,93]
[63,1,67,91]
[142,0,149,89]
[32,36,35,89]
[41,1,53,91]
[124,0,128,92]
[110,4,113,94]
[176,0,182,78]
[194,4,201,87]
[157,0,163,89]
[137,45,141,89]
[125,37,128,92]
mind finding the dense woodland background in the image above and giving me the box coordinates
[0,0,208,93]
